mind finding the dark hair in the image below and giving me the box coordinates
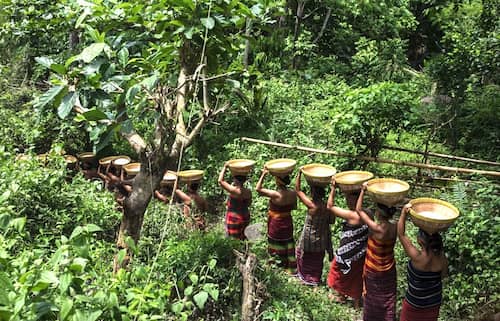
[376,203,397,218]
[233,175,247,184]
[344,190,361,210]
[188,182,199,191]
[276,175,291,186]
[418,229,443,254]
[311,185,326,202]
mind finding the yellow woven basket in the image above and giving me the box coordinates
[409,197,459,234]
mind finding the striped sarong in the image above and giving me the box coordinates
[225,197,250,240]
[268,202,296,274]
[363,236,397,321]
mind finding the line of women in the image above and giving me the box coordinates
[70,153,448,321]
[218,162,449,321]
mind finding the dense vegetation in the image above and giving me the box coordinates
[0,0,498,320]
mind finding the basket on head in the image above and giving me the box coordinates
[64,155,77,164]
[366,178,410,207]
[227,159,255,176]
[161,170,177,186]
[335,170,374,192]
[301,163,336,187]
[123,163,141,176]
[99,156,118,166]
[177,170,204,183]
[77,152,96,162]
[112,155,131,167]
[265,158,296,177]
[409,198,459,234]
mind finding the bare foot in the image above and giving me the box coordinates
[328,292,346,303]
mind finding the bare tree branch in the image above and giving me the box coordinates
[313,8,331,44]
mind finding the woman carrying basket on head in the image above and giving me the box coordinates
[218,162,252,240]
[295,169,335,286]
[326,177,369,308]
[357,181,398,321]
[398,203,448,321]
[256,167,297,274]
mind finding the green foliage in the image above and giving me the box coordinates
[438,183,500,319]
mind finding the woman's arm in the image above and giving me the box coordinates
[175,189,191,206]
[218,163,238,194]
[356,182,382,232]
[295,170,314,209]
[398,203,420,260]
[255,168,280,199]
[327,177,336,209]
[154,190,168,203]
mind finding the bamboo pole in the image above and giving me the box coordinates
[381,145,500,167]
[240,137,500,178]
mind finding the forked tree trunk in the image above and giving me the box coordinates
[114,153,175,271]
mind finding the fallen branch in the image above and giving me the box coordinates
[240,137,500,178]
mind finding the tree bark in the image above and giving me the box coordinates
[235,250,260,321]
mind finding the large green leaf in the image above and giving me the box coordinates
[58,92,77,119]
[82,109,108,121]
[193,291,208,309]
[60,298,73,321]
[80,43,107,63]
[34,85,65,109]
[201,17,215,29]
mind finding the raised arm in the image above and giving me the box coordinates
[255,168,280,199]
[295,170,314,209]
[175,189,192,205]
[154,190,168,203]
[398,203,420,260]
[218,163,242,196]
[356,182,382,233]
[327,177,336,208]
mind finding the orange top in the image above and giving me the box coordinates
[364,236,396,273]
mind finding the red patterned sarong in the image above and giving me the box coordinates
[327,257,364,299]
[268,209,296,273]
[363,266,397,321]
[225,197,250,240]
[296,247,325,286]
[400,299,440,321]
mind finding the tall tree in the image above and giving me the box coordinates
[34,0,278,266]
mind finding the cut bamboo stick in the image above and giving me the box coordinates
[241,137,500,178]
[381,145,500,167]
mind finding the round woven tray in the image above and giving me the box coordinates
[161,170,177,186]
[335,170,373,191]
[366,178,410,206]
[265,158,296,177]
[409,197,459,234]
[301,163,336,187]
[227,159,255,176]
[123,162,141,175]
[178,170,204,183]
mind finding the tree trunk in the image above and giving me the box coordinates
[114,152,175,271]
[235,250,261,321]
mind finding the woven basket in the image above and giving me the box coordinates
[77,152,96,162]
[301,163,336,187]
[112,155,131,167]
[335,170,374,192]
[409,198,459,234]
[161,170,177,186]
[123,163,141,176]
[366,178,410,206]
[227,159,255,176]
[99,156,118,165]
[178,170,204,183]
[265,158,296,177]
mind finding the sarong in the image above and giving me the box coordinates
[268,208,296,273]
[327,257,364,299]
[400,299,440,321]
[225,197,250,240]
[363,266,397,321]
[296,247,324,286]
